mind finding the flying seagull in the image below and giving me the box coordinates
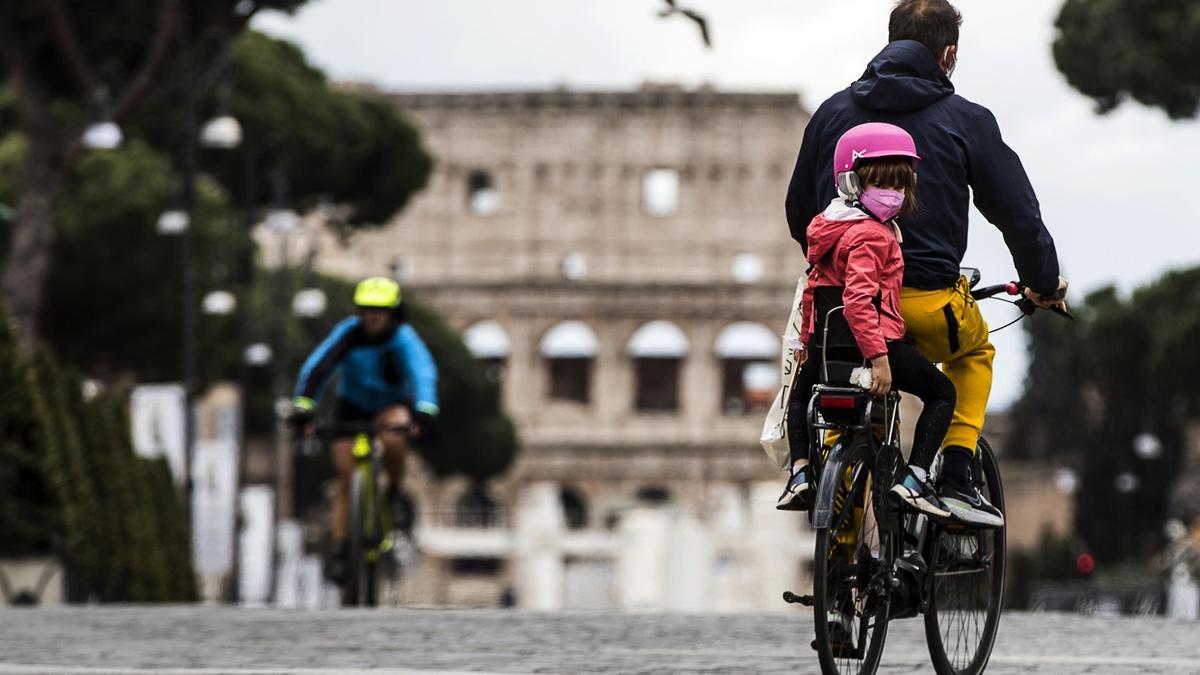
[658,0,712,48]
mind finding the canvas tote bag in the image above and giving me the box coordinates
[760,276,806,469]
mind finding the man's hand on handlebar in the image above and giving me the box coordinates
[1024,276,1069,312]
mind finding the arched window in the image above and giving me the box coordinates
[715,322,779,415]
[560,486,588,530]
[642,168,679,216]
[540,321,599,404]
[627,320,688,412]
[467,169,499,215]
[463,320,511,382]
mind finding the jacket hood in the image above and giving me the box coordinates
[850,40,954,113]
[807,198,871,263]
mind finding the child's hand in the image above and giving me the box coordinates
[869,355,892,396]
[795,348,808,366]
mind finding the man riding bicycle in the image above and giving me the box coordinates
[290,277,439,580]
[785,0,1067,527]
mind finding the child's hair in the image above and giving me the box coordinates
[856,157,918,217]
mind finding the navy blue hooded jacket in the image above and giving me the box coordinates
[785,40,1060,295]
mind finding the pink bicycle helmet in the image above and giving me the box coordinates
[832,122,920,185]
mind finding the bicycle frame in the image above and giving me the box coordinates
[808,387,901,530]
[351,432,393,563]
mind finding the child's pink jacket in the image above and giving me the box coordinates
[800,203,906,360]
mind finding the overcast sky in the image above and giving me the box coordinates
[254,0,1200,410]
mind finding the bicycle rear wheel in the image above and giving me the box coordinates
[923,437,1006,675]
[812,436,890,675]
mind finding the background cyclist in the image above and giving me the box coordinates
[785,0,1067,527]
[290,276,439,580]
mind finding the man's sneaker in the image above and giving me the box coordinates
[889,467,951,520]
[939,481,1004,528]
[776,466,813,511]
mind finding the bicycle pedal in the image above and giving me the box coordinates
[782,591,814,606]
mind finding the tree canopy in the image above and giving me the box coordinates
[1053,0,1200,119]
[1010,266,1200,562]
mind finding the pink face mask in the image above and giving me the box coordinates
[861,187,905,222]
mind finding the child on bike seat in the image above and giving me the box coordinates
[776,122,956,521]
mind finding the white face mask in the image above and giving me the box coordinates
[942,46,958,78]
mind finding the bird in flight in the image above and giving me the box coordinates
[658,0,712,48]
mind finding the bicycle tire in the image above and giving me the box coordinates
[923,437,1006,675]
[344,469,366,607]
[812,435,890,675]
[358,467,381,608]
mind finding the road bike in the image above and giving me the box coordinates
[784,270,1070,675]
[306,421,412,607]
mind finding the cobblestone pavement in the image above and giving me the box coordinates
[0,608,1194,674]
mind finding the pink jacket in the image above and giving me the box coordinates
[800,205,906,361]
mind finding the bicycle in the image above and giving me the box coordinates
[783,270,1070,675]
[304,421,411,607]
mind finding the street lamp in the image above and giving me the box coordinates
[81,120,124,150]
[291,288,327,319]
[201,115,243,150]
[157,209,190,235]
[202,290,237,316]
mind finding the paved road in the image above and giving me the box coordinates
[0,608,1193,674]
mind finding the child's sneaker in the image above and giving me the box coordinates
[889,466,951,519]
[939,480,1004,528]
[776,465,813,511]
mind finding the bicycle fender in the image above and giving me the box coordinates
[811,438,853,530]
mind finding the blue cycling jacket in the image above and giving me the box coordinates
[786,40,1060,295]
[294,317,439,416]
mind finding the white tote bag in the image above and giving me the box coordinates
[760,276,807,470]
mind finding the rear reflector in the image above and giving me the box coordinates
[819,395,858,409]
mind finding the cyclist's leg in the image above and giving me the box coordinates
[885,340,956,471]
[331,399,373,543]
[375,403,412,490]
[899,278,992,454]
[331,436,355,542]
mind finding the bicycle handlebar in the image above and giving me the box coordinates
[308,421,412,440]
[971,280,1073,321]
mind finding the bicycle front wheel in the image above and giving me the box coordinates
[344,469,367,607]
[923,437,1006,675]
[812,436,890,675]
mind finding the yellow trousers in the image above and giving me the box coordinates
[899,276,994,452]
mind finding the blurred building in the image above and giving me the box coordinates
[267,84,815,611]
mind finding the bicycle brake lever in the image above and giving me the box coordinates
[1051,305,1075,321]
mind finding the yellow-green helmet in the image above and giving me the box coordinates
[353,277,402,309]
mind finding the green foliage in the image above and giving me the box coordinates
[224,31,432,225]
[0,309,55,556]
[128,30,433,227]
[1011,266,1200,562]
[0,301,196,601]
[36,140,239,382]
[24,346,104,595]
[1053,0,1200,119]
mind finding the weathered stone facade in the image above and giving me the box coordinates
[270,85,815,611]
